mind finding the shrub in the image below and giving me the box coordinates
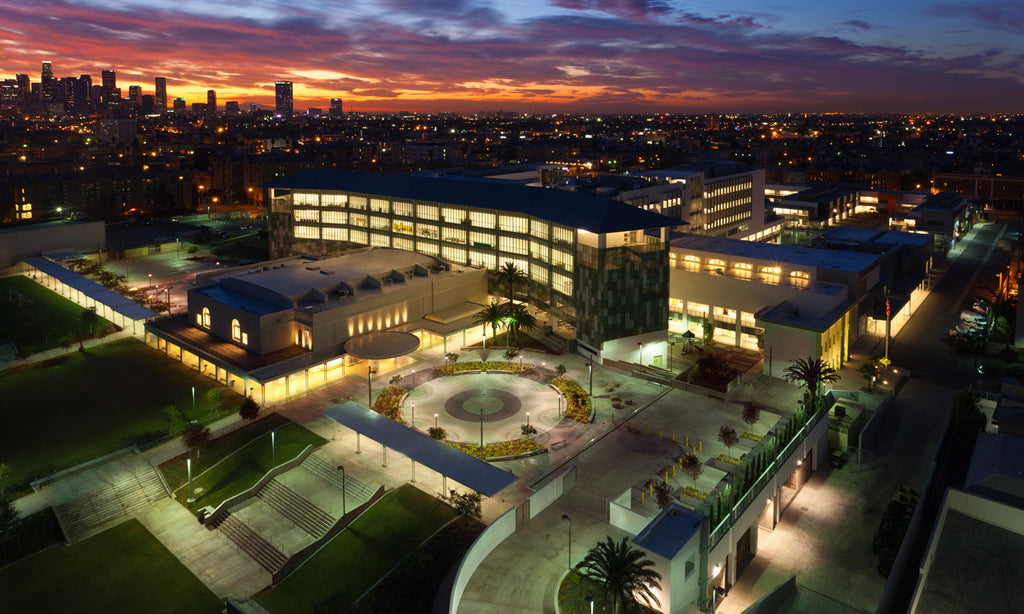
[428,426,447,441]
[521,424,537,436]
[551,377,592,423]
[372,386,406,423]
[435,360,533,375]
[446,438,545,459]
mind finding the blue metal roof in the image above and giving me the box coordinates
[323,401,518,496]
[197,285,285,316]
[23,257,157,320]
[263,170,681,234]
[633,502,705,560]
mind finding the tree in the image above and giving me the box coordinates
[578,536,662,614]
[0,463,10,497]
[858,354,891,392]
[182,423,211,455]
[555,364,567,378]
[701,318,715,345]
[79,306,98,349]
[0,496,17,543]
[204,387,223,413]
[504,302,538,345]
[473,301,507,349]
[448,489,482,520]
[653,481,672,509]
[504,348,520,362]
[428,426,447,441]
[719,425,739,456]
[783,356,840,414]
[496,261,527,305]
[445,352,459,375]
[681,453,703,486]
[741,403,761,431]
[238,396,260,422]
[389,374,403,386]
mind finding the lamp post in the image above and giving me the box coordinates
[411,403,415,429]
[271,429,276,467]
[638,341,644,366]
[479,409,485,454]
[434,413,439,429]
[526,411,531,428]
[561,513,572,570]
[558,395,562,416]
[586,361,593,397]
[165,285,171,312]
[337,465,346,515]
[148,273,152,288]
[186,449,196,506]
[368,362,373,407]
[585,595,594,614]
[411,369,416,390]
[191,385,197,424]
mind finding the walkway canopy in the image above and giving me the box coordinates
[323,401,517,497]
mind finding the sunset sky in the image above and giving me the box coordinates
[1,0,1022,113]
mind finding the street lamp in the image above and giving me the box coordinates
[411,368,416,390]
[586,361,593,397]
[561,513,572,570]
[585,595,594,614]
[337,464,346,515]
[271,428,276,467]
[526,411,530,428]
[148,273,152,288]
[186,449,196,506]
[434,413,439,429]
[411,403,415,429]
[191,385,197,424]
[638,341,644,366]
[479,408,485,454]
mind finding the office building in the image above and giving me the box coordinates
[154,77,167,111]
[128,85,142,108]
[206,89,216,117]
[275,81,293,118]
[172,97,186,113]
[329,98,343,117]
[225,101,240,116]
[263,170,680,362]
[101,70,116,103]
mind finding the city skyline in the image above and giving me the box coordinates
[0,0,1022,113]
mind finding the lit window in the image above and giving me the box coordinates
[202,307,210,328]
[231,319,241,342]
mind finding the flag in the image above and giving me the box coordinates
[885,298,891,318]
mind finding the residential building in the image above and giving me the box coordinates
[275,81,293,118]
[154,77,167,112]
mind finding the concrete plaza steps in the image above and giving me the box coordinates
[53,466,169,542]
[216,514,288,574]
[256,480,334,537]
[301,454,376,504]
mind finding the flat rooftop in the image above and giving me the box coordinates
[785,185,858,204]
[633,502,705,560]
[819,227,932,248]
[671,234,880,273]
[263,170,682,234]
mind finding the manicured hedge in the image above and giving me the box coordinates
[550,377,592,423]
[435,361,533,375]
[373,386,407,423]
[446,438,545,460]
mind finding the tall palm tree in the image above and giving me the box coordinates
[578,536,662,614]
[783,356,840,414]
[496,262,527,305]
[504,302,538,346]
[473,301,506,349]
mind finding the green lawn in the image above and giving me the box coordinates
[171,420,326,511]
[0,274,112,355]
[257,485,456,613]
[0,339,243,493]
[0,519,222,614]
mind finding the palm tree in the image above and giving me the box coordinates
[496,262,527,305]
[578,536,662,614]
[504,302,538,346]
[783,356,840,414]
[473,301,506,349]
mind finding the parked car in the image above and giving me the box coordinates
[961,311,987,324]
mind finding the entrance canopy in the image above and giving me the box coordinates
[344,330,420,360]
[323,401,517,497]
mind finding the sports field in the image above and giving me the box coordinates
[0,274,111,356]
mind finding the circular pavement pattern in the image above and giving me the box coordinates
[445,388,522,422]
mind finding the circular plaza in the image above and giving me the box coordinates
[401,372,564,444]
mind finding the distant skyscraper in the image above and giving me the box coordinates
[173,97,186,113]
[275,81,293,118]
[206,89,216,117]
[15,73,29,101]
[329,98,343,117]
[41,61,53,80]
[40,60,55,101]
[101,70,116,103]
[129,85,143,108]
[225,101,240,116]
[155,77,167,112]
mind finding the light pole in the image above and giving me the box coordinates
[411,368,416,390]
[271,428,276,467]
[337,464,346,515]
[148,273,152,288]
[586,361,593,397]
[191,385,197,424]
[186,449,196,506]
[411,403,415,429]
[526,411,530,428]
[561,513,572,570]
[585,595,593,614]
[558,395,562,416]
[434,413,439,429]
[165,285,171,311]
[638,341,644,366]
[479,408,485,454]
[368,362,373,407]
[669,342,675,371]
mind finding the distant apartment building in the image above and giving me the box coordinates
[933,170,1024,209]
[275,81,293,118]
[154,77,167,111]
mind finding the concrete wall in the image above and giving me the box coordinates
[0,221,105,267]
[609,488,652,535]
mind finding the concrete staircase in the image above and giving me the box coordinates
[256,480,334,537]
[54,468,169,542]
[214,514,288,574]
[301,453,376,505]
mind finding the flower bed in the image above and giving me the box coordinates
[445,438,546,460]
[435,361,534,375]
[550,377,593,423]
[372,386,407,424]
[717,453,741,465]
[741,431,762,443]
[681,486,708,501]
